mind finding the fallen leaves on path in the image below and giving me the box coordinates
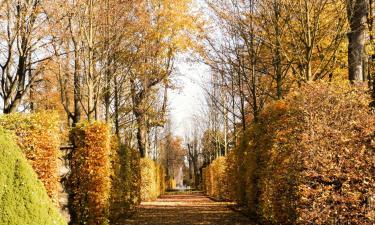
[116,192,255,225]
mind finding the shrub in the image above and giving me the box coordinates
[202,166,210,195]
[69,121,111,225]
[110,140,140,222]
[207,82,375,224]
[157,164,166,196]
[246,82,375,224]
[140,158,166,201]
[167,178,177,190]
[202,157,230,200]
[0,128,66,225]
[0,111,61,206]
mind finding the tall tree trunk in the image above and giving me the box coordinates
[347,0,368,82]
[104,0,111,122]
[73,48,81,126]
[136,114,147,158]
[274,1,283,99]
[368,0,375,106]
[114,75,120,137]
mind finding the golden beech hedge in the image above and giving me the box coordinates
[140,158,166,201]
[69,122,111,225]
[203,82,375,224]
[166,178,177,190]
[202,157,230,200]
[0,111,61,206]
[110,137,140,222]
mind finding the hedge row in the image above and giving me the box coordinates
[69,122,143,224]
[110,139,141,222]
[203,82,375,224]
[202,157,230,200]
[69,122,112,225]
[166,178,177,190]
[0,127,67,225]
[0,112,61,206]
[0,113,143,224]
[140,158,166,201]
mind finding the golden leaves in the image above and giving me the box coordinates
[204,82,375,224]
[0,111,61,206]
[140,158,166,201]
[69,122,111,225]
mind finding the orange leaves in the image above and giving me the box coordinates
[244,82,375,224]
[69,122,111,225]
[208,82,375,224]
[202,157,230,200]
[0,111,61,206]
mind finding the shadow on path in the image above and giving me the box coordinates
[117,192,255,225]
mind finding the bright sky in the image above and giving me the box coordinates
[169,60,210,138]
[167,0,212,138]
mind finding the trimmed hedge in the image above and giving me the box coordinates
[166,178,177,190]
[110,140,141,222]
[0,128,66,225]
[69,122,111,225]
[0,112,61,206]
[202,157,230,200]
[140,158,166,201]
[203,82,375,224]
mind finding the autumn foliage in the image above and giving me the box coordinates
[140,158,166,201]
[0,112,61,206]
[69,122,111,225]
[110,139,141,222]
[203,82,375,224]
[202,157,230,200]
[0,127,66,225]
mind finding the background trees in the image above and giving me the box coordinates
[0,0,53,113]
[0,0,201,160]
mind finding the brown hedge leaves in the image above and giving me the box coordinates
[202,157,230,200]
[69,122,111,225]
[204,82,375,224]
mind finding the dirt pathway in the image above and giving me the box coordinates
[118,192,255,225]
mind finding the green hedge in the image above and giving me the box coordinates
[0,112,61,206]
[0,128,66,225]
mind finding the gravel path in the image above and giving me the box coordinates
[118,192,255,225]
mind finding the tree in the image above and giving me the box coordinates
[346,0,368,82]
[0,0,53,113]
[129,0,200,157]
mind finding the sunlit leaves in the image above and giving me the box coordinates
[0,112,61,206]
[69,122,111,225]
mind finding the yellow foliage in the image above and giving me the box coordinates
[202,157,230,200]
[0,111,61,206]
[227,82,375,224]
[166,178,177,190]
[140,158,166,201]
[202,82,374,224]
[109,137,141,222]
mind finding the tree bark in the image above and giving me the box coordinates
[347,0,368,82]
